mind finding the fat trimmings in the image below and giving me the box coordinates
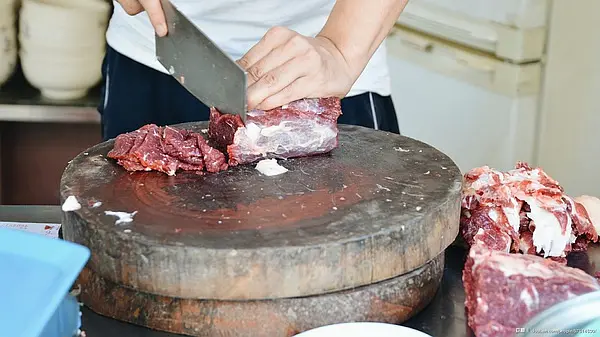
[255,159,288,176]
[62,196,82,212]
[105,211,138,225]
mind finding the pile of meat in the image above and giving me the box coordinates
[107,124,227,176]
[460,162,600,337]
[107,97,342,175]
[460,162,600,262]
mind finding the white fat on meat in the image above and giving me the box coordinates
[574,195,600,234]
[524,197,572,257]
[105,211,138,225]
[255,159,288,176]
[519,287,540,311]
[504,198,522,232]
[234,119,337,157]
[489,253,579,280]
[486,202,520,234]
[62,196,81,212]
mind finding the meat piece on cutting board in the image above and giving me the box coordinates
[208,97,342,166]
[463,244,600,337]
[107,124,227,176]
[460,162,599,260]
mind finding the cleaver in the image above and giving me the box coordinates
[155,0,247,120]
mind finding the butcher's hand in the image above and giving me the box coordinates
[237,27,355,111]
[117,0,168,37]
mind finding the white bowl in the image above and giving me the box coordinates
[20,50,103,100]
[19,12,107,48]
[0,25,17,87]
[19,0,109,44]
[19,33,106,54]
[294,323,434,337]
[21,0,110,23]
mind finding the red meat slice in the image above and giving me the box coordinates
[208,97,342,166]
[162,126,204,167]
[107,124,227,175]
[197,135,228,173]
[463,244,600,337]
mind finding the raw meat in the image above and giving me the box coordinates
[460,162,599,258]
[107,124,227,176]
[463,244,600,337]
[208,97,342,166]
[472,228,511,253]
[574,195,600,234]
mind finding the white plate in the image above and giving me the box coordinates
[294,322,434,337]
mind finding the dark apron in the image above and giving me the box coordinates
[98,46,400,141]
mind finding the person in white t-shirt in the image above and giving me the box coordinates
[99,0,408,140]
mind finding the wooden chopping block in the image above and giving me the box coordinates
[78,252,445,337]
[60,123,462,300]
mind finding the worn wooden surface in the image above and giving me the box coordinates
[78,252,444,337]
[61,123,462,300]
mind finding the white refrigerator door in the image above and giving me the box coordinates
[387,28,540,173]
[398,0,549,62]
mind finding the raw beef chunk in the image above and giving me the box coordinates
[460,162,599,258]
[472,228,511,253]
[208,97,342,166]
[463,244,600,337]
[107,124,228,176]
[196,135,227,173]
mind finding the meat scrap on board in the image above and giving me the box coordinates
[107,97,342,175]
[460,162,599,262]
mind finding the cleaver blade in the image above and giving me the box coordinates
[155,0,247,120]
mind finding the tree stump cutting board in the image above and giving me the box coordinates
[61,123,462,300]
[78,252,444,337]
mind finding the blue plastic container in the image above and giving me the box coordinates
[0,227,90,337]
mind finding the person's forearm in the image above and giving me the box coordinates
[318,0,409,80]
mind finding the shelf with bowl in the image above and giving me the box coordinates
[0,64,101,124]
[0,0,109,124]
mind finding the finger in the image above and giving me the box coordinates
[247,54,313,109]
[140,0,168,37]
[255,77,313,111]
[117,0,144,15]
[237,26,295,71]
[246,35,311,86]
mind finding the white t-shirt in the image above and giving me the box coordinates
[106,0,391,97]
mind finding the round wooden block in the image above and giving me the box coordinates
[78,252,445,337]
[61,123,462,300]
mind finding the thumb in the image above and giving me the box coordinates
[140,0,168,37]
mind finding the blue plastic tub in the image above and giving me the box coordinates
[0,227,90,337]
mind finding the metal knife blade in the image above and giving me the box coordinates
[156,0,247,120]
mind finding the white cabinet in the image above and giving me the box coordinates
[397,0,549,62]
[409,0,549,28]
[387,27,540,172]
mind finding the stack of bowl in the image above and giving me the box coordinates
[0,0,18,87]
[19,0,110,100]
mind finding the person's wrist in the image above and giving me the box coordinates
[314,34,359,92]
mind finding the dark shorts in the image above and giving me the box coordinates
[98,46,400,141]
